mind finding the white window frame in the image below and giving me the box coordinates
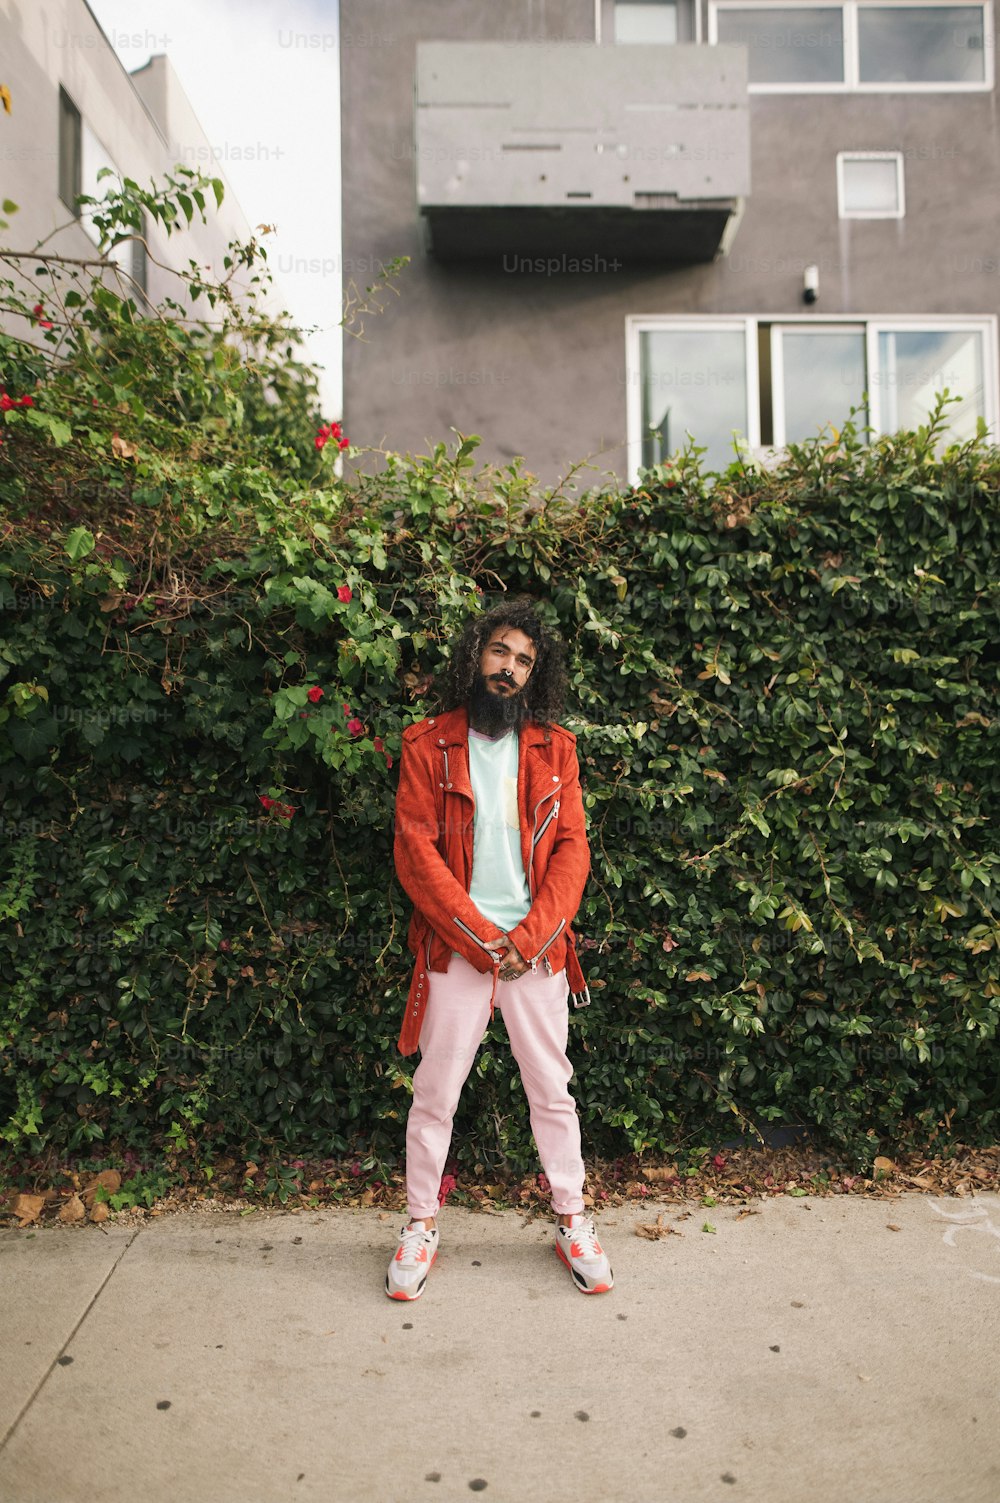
[707,0,993,93]
[837,150,906,218]
[625,317,761,477]
[625,312,998,482]
[770,322,869,444]
[865,317,996,435]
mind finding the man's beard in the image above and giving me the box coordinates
[468,671,528,736]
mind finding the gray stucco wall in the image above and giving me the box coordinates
[340,0,1000,485]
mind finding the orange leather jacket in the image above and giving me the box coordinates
[393,706,591,1055]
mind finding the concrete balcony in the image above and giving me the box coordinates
[415,42,750,266]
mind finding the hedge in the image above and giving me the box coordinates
[1,171,998,1177]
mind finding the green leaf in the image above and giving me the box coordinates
[64,527,96,560]
[21,407,72,447]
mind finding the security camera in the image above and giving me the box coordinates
[803,264,819,305]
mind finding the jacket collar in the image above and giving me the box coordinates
[428,706,553,751]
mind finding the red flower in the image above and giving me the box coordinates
[342,702,352,716]
[0,391,34,411]
[32,303,54,330]
[437,1173,457,1207]
[259,794,295,817]
[306,686,324,703]
[337,585,352,604]
[712,1154,727,1170]
[315,419,349,451]
[373,734,393,769]
[347,717,364,738]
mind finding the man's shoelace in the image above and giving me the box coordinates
[563,1218,601,1258]
[396,1225,434,1266]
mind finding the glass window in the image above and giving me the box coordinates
[838,152,904,216]
[640,326,749,472]
[631,319,994,480]
[58,87,81,212]
[876,328,986,441]
[858,5,986,83]
[615,1,679,42]
[774,328,868,444]
[714,6,844,84]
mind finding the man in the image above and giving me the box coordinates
[387,599,614,1300]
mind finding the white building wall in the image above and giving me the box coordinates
[1,0,262,315]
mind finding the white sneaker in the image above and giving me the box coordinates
[385,1221,439,1301]
[555,1213,614,1294]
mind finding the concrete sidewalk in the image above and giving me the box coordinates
[1,1193,998,1503]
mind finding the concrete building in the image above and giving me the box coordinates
[339,0,999,485]
[1,0,257,319]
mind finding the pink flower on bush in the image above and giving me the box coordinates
[347,717,364,738]
[306,685,324,704]
[337,585,352,604]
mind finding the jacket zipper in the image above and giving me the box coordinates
[532,799,559,849]
[529,917,566,970]
[527,784,561,898]
[453,915,502,957]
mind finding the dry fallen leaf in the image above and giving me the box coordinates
[11,1193,46,1228]
[89,1202,110,1224]
[886,1223,901,1232]
[58,1194,86,1224]
[634,1213,682,1240]
[873,1156,896,1173]
[111,432,137,461]
[83,1169,121,1207]
[641,1165,678,1184]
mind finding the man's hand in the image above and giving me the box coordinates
[494,936,529,981]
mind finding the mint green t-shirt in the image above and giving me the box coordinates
[467,728,531,931]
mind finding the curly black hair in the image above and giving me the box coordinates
[438,598,568,727]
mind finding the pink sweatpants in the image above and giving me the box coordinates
[404,954,586,1220]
